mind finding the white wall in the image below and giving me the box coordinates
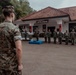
[62,22,69,33]
[46,21,57,29]
[15,17,69,33]
[32,20,57,33]
[22,20,69,33]
[56,19,69,33]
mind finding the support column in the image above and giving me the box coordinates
[59,24,62,32]
[29,23,33,32]
[29,26,32,32]
[56,20,63,32]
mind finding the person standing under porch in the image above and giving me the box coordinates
[64,30,69,45]
[47,29,51,43]
[24,30,27,40]
[44,30,48,43]
[34,28,39,41]
[58,30,63,44]
[53,29,57,44]
[70,29,76,45]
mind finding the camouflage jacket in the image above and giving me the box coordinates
[47,32,51,37]
[0,21,21,69]
[58,32,63,38]
[70,31,76,39]
[53,31,57,38]
[34,31,39,37]
[44,31,47,37]
[64,32,69,38]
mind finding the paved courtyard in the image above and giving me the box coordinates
[22,41,76,75]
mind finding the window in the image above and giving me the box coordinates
[42,25,46,32]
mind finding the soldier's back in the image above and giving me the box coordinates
[0,22,18,70]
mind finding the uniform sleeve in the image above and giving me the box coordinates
[13,26,22,41]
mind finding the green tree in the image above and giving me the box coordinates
[0,0,34,22]
[10,0,34,19]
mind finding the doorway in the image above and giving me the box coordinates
[69,23,76,32]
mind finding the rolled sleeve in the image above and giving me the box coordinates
[14,26,22,41]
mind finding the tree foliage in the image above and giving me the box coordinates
[10,0,34,19]
[0,0,34,21]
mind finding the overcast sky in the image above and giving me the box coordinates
[28,0,76,10]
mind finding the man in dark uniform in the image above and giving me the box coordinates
[70,29,76,45]
[34,28,39,41]
[47,29,51,43]
[44,30,48,43]
[64,30,69,45]
[53,29,57,44]
[0,5,23,75]
[58,30,63,44]
[25,30,27,40]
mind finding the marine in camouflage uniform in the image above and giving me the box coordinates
[70,29,76,45]
[44,31,48,43]
[0,21,22,75]
[25,30,27,40]
[47,29,51,43]
[0,6,22,75]
[53,29,57,44]
[58,31,63,44]
[34,28,39,41]
[64,30,69,45]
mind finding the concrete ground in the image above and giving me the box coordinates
[22,41,76,75]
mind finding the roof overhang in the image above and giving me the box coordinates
[22,15,69,21]
[65,20,76,23]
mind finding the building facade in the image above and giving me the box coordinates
[14,6,76,34]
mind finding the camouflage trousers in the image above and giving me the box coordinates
[0,52,22,75]
[0,69,22,75]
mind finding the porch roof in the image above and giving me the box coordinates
[59,6,76,21]
[20,7,69,21]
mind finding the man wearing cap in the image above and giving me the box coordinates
[70,29,76,45]
[47,29,51,43]
[44,30,48,43]
[0,5,23,75]
[53,29,57,44]
[58,30,63,44]
[34,28,39,41]
[64,30,69,45]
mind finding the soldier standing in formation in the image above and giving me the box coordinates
[47,29,51,43]
[25,30,27,40]
[44,30,48,43]
[0,5,23,75]
[70,29,76,45]
[34,28,39,41]
[64,30,69,45]
[53,29,57,44]
[58,30,63,44]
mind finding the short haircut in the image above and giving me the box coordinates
[2,6,15,17]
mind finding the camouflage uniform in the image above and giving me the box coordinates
[47,31,51,43]
[25,30,27,40]
[53,31,57,44]
[70,31,76,45]
[64,31,69,45]
[58,31,63,44]
[34,30,39,41]
[0,21,22,75]
[44,31,48,43]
